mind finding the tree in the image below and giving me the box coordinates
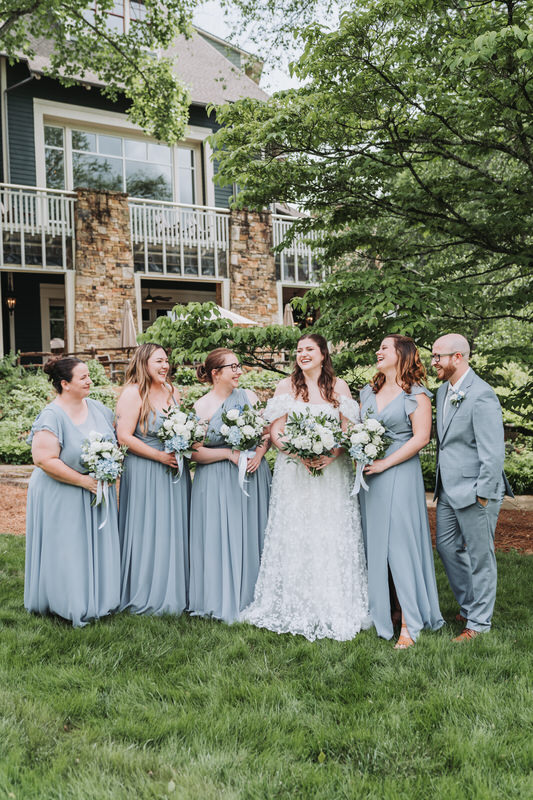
[213,0,533,420]
[140,301,302,374]
[0,0,195,143]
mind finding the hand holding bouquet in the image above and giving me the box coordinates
[157,406,207,480]
[281,410,343,476]
[219,404,266,494]
[343,416,391,494]
[80,431,127,528]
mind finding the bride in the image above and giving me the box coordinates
[241,334,371,641]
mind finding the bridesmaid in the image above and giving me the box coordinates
[25,356,121,627]
[116,343,190,615]
[189,348,271,623]
[359,334,444,649]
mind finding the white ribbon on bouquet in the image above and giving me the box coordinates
[351,462,370,496]
[95,479,110,530]
[237,449,256,496]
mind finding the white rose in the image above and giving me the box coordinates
[351,431,368,445]
[312,441,324,454]
[236,417,245,427]
[301,436,312,450]
[185,419,195,430]
[220,424,230,436]
[365,418,382,432]
[364,443,378,458]
[163,420,173,431]
[172,411,187,425]
[242,425,255,438]
[321,433,335,449]
[88,431,101,442]
[226,409,239,421]
[174,423,188,436]
[195,425,206,438]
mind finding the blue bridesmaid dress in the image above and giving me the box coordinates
[24,399,121,627]
[119,408,191,615]
[359,384,444,641]
[189,388,272,623]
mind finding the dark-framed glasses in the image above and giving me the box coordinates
[431,352,462,363]
[219,362,242,373]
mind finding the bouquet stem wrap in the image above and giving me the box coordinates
[96,479,110,530]
[237,449,256,496]
[351,462,369,496]
[172,454,184,484]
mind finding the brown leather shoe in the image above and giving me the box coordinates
[452,628,479,643]
[455,613,467,623]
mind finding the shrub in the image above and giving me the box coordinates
[504,450,533,495]
[87,359,111,386]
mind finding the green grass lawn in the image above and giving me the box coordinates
[0,534,532,800]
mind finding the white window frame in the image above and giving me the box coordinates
[40,283,66,351]
[34,99,211,205]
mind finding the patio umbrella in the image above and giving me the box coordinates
[283,303,296,326]
[120,300,138,348]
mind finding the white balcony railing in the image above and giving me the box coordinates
[273,214,326,284]
[129,198,230,279]
[0,183,76,271]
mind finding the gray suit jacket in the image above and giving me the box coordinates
[434,369,513,509]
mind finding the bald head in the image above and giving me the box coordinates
[433,334,470,359]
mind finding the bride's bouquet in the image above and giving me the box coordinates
[219,404,266,494]
[282,409,343,476]
[157,406,207,480]
[343,416,391,494]
[81,431,127,528]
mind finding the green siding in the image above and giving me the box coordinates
[198,34,242,70]
[213,156,233,208]
[7,92,36,185]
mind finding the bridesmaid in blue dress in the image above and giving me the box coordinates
[359,334,444,648]
[116,343,190,615]
[25,357,121,627]
[189,348,271,623]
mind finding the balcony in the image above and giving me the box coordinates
[129,198,230,279]
[273,214,326,285]
[0,183,75,271]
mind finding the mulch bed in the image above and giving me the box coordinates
[1,483,531,554]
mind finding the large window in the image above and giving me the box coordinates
[44,125,198,203]
[83,2,146,33]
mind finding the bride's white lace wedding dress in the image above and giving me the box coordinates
[241,394,371,641]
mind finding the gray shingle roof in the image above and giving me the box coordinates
[12,29,268,106]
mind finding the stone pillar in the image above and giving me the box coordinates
[229,208,279,325]
[74,189,137,350]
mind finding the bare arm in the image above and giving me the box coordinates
[32,430,97,494]
[115,386,177,468]
[364,393,432,475]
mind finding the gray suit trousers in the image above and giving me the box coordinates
[436,485,501,632]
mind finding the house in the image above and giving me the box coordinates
[0,11,321,357]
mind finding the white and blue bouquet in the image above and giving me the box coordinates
[219,404,266,494]
[80,431,127,528]
[281,410,343,476]
[344,416,391,494]
[157,406,207,480]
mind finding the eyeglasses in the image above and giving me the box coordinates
[431,352,463,363]
[218,362,242,373]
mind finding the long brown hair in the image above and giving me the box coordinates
[370,334,427,394]
[123,343,173,433]
[196,348,235,384]
[291,334,339,407]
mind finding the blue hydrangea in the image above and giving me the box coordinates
[227,426,243,447]
[166,434,189,453]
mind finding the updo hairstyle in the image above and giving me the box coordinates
[196,348,235,384]
[43,356,83,394]
[370,334,427,394]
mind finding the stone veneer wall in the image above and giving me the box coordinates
[229,209,279,325]
[74,189,137,350]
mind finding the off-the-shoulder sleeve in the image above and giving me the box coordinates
[264,393,294,423]
[404,384,433,417]
[27,404,63,446]
[338,395,360,423]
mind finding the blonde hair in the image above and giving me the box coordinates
[123,343,173,433]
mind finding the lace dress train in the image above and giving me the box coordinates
[241,395,371,642]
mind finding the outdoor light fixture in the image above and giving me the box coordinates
[6,293,16,312]
[145,289,154,304]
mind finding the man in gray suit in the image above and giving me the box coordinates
[432,333,512,642]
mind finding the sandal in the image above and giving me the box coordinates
[394,625,414,650]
